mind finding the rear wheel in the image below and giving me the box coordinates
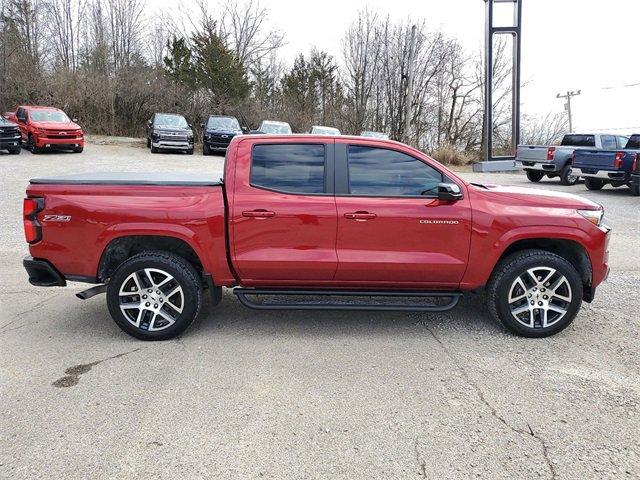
[630,181,640,196]
[560,164,579,185]
[106,252,203,340]
[486,249,583,338]
[584,177,606,191]
[525,170,544,182]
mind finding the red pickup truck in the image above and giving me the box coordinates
[6,105,84,153]
[22,135,611,340]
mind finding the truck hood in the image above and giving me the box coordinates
[32,120,81,130]
[470,183,601,210]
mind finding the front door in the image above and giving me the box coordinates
[334,141,472,287]
[231,140,338,284]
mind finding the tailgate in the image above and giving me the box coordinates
[516,145,549,162]
[573,150,618,170]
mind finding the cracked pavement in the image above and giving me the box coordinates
[1,139,639,479]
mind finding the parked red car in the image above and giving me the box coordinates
[6,106,84,153]
[22,135,610,340]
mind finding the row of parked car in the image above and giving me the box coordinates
[145,112,390,156]
[515,133,640,196]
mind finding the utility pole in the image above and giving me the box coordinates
[404,25,417,144]
[556,90,581,133]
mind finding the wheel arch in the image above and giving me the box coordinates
[97,235,204,283]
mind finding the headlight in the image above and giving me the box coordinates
[578,209,604,227]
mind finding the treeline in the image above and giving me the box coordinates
[0,0,566,157]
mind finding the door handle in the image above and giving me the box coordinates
[242,209,275,219]
[344,211,376,221]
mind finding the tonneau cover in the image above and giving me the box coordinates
[29,172,223,186]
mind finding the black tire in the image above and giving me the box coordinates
[203,143,211,156]
[151,145,159,153]
[560,163,579,185]
[73,146,83,153]
[584,177,606,191]
[28,134,41,154]
[187,148,194,155]
[9,147,21,155]
[106,251,203,340]
[525,170,544,182]
[486,249,583,338]
[630,181,640,197]
[147,138,151,148]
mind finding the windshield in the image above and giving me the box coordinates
[155,114,188,129]
[261,122,291,134]
[361,131,389,140]
[312,126,340,135]
[625,135,640,150]
[30,110,70,123]
[207,116,240,131]
[560,134,595,147]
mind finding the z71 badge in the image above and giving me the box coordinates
[42,215,72,222]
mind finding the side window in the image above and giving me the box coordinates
[251,144,326,194]
[347,145,444,197]
[617,136,629,149]
[601,135,616,150]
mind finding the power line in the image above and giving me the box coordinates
[601,82,640,90]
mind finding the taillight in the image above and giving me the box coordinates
[23,197,44,243]
[631,153,638,172]
[547,147,556,161]
[614,151,625,169]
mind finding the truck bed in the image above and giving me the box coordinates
[30,171,223,186]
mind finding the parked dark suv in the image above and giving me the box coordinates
[0,116,21,154]
[202,115,243,155]
[147,113,194,154]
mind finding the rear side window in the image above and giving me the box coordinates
[347,145,444,196]
[251,144,326,194]
[560,135,596,147]
[626,135,640,150]
[601,135,616,150]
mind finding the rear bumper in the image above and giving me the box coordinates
[23,256,66,287]
[515,160,560,173]
[572,168,627,181]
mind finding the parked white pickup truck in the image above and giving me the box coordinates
[515,133,628,185]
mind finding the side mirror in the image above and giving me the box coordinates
[437,182,463,202]
[200,123,205,129]
[188,123,193,128]
[241,126,249,134]
[72,118,78,123]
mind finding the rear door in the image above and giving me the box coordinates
[333,140,472,287]
[230,139,338,283]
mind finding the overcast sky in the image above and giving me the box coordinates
[178,0,640,134]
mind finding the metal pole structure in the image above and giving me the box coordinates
[556,90,581,133]
[404,25,417,144]
[481,0,522,168]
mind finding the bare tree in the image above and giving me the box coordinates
[44,0,86,71]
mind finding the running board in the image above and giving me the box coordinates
[233,288,462,312]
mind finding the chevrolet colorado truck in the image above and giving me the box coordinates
[22,135,611,340]
[515,133,628,185]
[572,134,640,196]
[0,116,21,154]
[146,113,194,154]
[6,106,84,153]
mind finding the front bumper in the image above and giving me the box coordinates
[35,136,84,149]
[571,168,627,181]
[152,140,193,150]
[23,256,66,287]
[0,134,21,148]
[515,160,560,173]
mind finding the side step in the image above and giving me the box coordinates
[233,288,462,312]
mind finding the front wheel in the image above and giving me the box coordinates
[186,148,194,155]
[73,146,83,153]
[486,249,583,338]
[28,135,41,154]
[106,252,203,340]
[525,170,544,182]
[151,145,159,153]
[585,177,606,191]
[560,164,579,185]
[9,147,21,155]
[203,143,211,156]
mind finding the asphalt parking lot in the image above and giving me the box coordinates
[1,138,639,479]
